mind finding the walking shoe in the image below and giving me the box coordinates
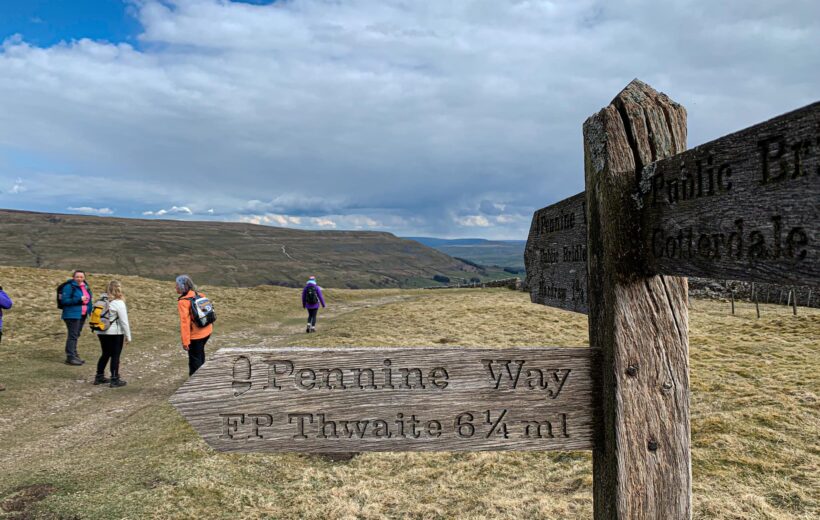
[310,325,316,333]
[306,324,311,333]
[65,357,83,366]
[93,374,110,385]
[110,377,127,388]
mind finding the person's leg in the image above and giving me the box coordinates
[64,319,82,363]
[76,316,86,362]
[110,336,126,387]
[95,335,112,384]
[187,336,209,376]
[309,308,318,328]
[0,330,4,391]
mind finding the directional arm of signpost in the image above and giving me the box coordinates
[527,98,819,314]
[171,347,599,453]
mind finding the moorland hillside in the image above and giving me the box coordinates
[0,209,488,289]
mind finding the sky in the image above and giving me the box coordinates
[0,0,817,239]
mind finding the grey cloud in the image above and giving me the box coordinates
[0,0,817,239]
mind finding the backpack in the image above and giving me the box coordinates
[188,292,216,328]
[88,295,117,332]
[305,285,320,305]
[56,281,72,309]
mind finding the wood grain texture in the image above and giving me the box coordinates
[584,79,692,519]
[525,192,589,314]
[170,346,599,453]
[639,102,820,287]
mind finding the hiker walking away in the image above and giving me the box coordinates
[0,284,12,391]
[92,280,131,388]
[176,275,215,376]
[59,270,93,366]
[302,276,325,333]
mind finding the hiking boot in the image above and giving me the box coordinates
[306,324,311,333]
[310,325,317,333]
[65,357,83,366]
[93,374,110,385]
[110,377,127,388]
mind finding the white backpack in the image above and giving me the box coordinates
[188,292,216,327]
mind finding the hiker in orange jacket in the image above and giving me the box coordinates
[175,275,213,375]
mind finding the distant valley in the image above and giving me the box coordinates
[405,237,526,272]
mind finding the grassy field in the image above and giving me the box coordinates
[0,266,817,519]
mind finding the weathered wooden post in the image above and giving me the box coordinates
[755,291,761,319]
[792,288,798,315]
[583,80,691,519]
[731,289,735,315]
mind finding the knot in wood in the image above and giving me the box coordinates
[626,364,639,377]
[647,439,659,452]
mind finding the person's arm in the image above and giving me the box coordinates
[116,301,132,343]
[318,287,326,308]
[177,298,191,349]
[62,284,82,306]
[0,289,12,310]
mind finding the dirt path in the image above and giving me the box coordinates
[0,292,415,473]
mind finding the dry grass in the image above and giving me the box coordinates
[0,266,817,519]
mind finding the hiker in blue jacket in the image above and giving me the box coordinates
[0,284,12,391]
[60,270,93,366]
[301,276,325,333]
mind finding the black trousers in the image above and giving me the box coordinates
[97,334,124,376]
[307,308,318,326]
[188,335,210,376]
[64,317,86,359]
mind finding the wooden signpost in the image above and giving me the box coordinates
[173,80,818,519]
[171,347,599,453]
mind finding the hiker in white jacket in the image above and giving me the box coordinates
[93,280,132,388]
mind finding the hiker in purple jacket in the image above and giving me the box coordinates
[0,285,13,391]
[301,276,325,333]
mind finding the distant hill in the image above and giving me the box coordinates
[405,237,526,271]
[0,210,483,289]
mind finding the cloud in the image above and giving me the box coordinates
[143,206,193,216]
[455,215,491,228]
[8,178,26,194]
[479,200,506,216]
[0,0,818,239]
[239,213,302,226]
[312,218,337,229]
[68,206,114,215]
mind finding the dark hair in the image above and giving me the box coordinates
[73,270,86,277]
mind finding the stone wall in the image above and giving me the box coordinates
[423,277,522,290]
